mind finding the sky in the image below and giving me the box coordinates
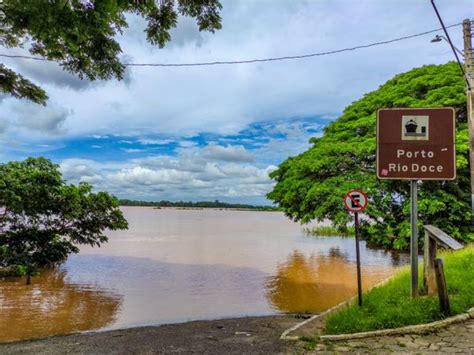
[0,0,472,205]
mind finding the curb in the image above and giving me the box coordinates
[280,295,358,340]
[320,311,473,341]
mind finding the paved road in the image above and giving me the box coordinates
[0,316,299,355]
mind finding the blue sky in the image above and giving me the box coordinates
[0,0,472,204]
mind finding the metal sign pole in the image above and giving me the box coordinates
[410,180,419,298]
[354,211,362,306]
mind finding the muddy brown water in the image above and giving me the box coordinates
[0,207,408,342]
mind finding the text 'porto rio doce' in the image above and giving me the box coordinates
[387,149,446,174]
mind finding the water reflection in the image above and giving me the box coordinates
[0,269,122,342]
[266,249,402,313]
[0,208,409,342]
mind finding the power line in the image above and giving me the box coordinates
[0,22,463,67]
[430,1,470,90]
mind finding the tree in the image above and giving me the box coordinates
[0,157,128,282]
[0,0,222,104]
[268,62,471,250]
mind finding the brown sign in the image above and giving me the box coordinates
[377,108,456,180]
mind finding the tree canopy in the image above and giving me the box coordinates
[0,157,127,278]
[0,0,222,104]
[268,62,470,250]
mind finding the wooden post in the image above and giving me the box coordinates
[423,230,437,295]
[434,258,450,316]
[463,19,474,225]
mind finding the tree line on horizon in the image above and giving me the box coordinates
[119,199,280,211]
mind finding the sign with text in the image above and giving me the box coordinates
[377,108,456,180]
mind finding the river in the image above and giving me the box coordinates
[0,207,409,342]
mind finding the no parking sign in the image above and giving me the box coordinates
[344,190,368,213]
[344,189,367,307]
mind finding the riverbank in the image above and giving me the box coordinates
[2,313,474,354]
[0,315,302,354]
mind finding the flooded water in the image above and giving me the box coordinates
[0,207,408,342]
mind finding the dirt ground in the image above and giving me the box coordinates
[0,315,306,354]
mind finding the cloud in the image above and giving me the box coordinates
[57,135,285,203]
[59,155,276,204]
[0,0,470,143]
[178,140,198,148]
[0,0,471,203]
[0,118,9,135]
[9,101,70,135]
[202,144,254,162]
[138,138,175,145]
[121,148,145,153]
[168,16,206,48]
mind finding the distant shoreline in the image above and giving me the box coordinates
[120,205,281,212]
[118,199,280,212]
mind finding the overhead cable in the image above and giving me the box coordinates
[0,22,463,68]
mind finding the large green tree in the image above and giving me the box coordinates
[0,0,222,104]
[0,157,128,281]
[268,62,470,250]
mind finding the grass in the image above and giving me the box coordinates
[299,336,318,350]
[304,225,355,237]
[324,246,474,335]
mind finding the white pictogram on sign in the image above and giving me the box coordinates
[401,116,429,141]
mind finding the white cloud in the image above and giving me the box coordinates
[0,0,469,143]
[0,0,471,203]
[121,148,145,153]
[59,144,277,203]
[202,144,254,162]
[139,138,175,145]
[178,140,198,148]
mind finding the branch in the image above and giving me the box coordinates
[0,64,48,104]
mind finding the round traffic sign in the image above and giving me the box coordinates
[344,190,368,213]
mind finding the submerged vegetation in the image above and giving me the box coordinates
[305,225,355,237]
[0,157,127,281]
[324,246,474,335]
[268,62,471,250]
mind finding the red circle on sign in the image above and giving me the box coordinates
[344,190,368,213]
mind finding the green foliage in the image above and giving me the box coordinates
[305,225,355,237]
[268,62,469,250]
[0,64,48,104]
[0,157,128,277]
[324,246,474,334]
[0,0,222,104]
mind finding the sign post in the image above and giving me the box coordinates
[344,189,368,306]
[377,108,456,298]
[410,180,418,297]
